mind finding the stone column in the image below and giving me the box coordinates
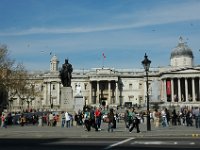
[160,80,164,101]
[185,78,189,102]
[108,81,111,104]
[198,78,200,100]
[115,81,118,105]
[178,78,181,102]
[192,78,195,102]
[171,79,174,102]
[199,78,200,102]
[89,81,92,105]
[97,81,99,104]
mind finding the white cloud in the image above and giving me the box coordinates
[0,1,200,36]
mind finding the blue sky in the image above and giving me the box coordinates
[0,0,200,71]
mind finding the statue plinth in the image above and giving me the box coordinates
[74,95,84,113]
[60,87,74,112]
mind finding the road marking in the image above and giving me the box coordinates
[131,141,196,146]
[104,137,135,150]
[132,141,164,145]
[190,142,195,145]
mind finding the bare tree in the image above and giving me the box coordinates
[0,45,15,112]
[0,44,30,112]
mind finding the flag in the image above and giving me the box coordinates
[166,80,171,95]
[102,52,106,59]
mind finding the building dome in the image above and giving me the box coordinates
[170,37,194,67]
[170,37,193,59]
[51,55,58,62]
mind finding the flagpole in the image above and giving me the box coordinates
[102,57,104,68]
[102,52,106,68]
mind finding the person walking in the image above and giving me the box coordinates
[1,113,7,128]
[194,108,200,128]
[154,109,161,127]
[90,107,98,131]
[129,108,140,133]
[124,109,129,129]
[197,109,200,128]
[61,111,66,127]
[95,107,102,131]
[107,108,115,132]
[84,108,91,131]
[65,111,71,128]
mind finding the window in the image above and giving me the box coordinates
[129,84,132,90]
[139,96,143,102]
[53,85,55,90]
[84,83,87,90]
[139,83,142,89]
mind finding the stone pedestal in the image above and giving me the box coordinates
[60,87,74,112]
[74,95,84,113]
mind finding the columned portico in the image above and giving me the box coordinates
[162,75,200,106]
[90,79,118,106]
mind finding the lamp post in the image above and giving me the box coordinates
[141,53,151,131]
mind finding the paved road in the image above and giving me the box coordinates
[0,137,199,150]
[0,121,200,150]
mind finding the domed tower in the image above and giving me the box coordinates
[50,55,59,72]
[170,36,194,67]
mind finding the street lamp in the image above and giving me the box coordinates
[141,53,151,131]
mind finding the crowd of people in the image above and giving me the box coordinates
[1,106,200,133]
[151,106,200,128]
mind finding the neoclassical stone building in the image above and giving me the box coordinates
[8,37,200,112]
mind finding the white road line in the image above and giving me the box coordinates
[190,142,195,145]
[174,142,178,145]
[132,141,164,145]
[131,141,196,146]
[104,137,135,150]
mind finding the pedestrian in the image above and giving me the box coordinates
[107,108,115,132]
[95,107,102,131]
[154,109,161,127]
[48,112,54,126]
[61,111,65,127]
[65,111,71,128]
[129,108,140,133]
[90,107,98,131]
[38,115,43,127]
[124,109,129,129]
[19,114,26,127]
[84,108,91,131]
[161,108,168,127]
[1,113,7,128]
[194,108,200,128]
[197,109,200,128]
[172,109,177,126]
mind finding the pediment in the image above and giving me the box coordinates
[172,69,200,73]
[160,67,200,76]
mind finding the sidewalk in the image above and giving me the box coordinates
[0,121,200,139]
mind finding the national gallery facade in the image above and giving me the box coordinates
[8,37,200,112]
